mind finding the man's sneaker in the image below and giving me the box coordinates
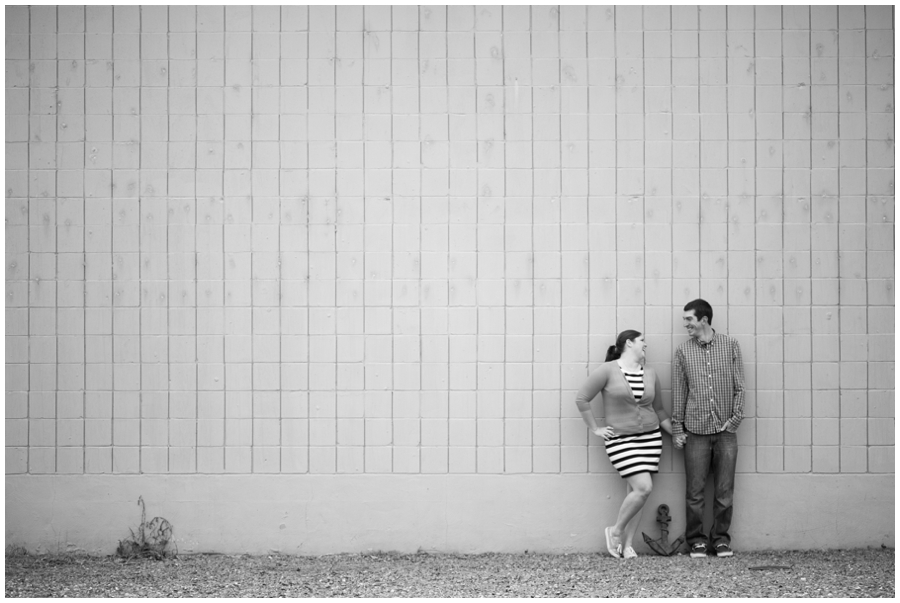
[690,543,708,558]
[715,543,734,558]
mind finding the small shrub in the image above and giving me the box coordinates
[6,544,27,557]
[116,496,176,561]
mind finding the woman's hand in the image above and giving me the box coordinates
[593,426,616,441]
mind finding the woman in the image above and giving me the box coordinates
[574,330,675,559]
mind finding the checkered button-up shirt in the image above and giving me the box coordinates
[672,331,745,437]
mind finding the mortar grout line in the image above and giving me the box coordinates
[250,3,255,475]
[110,5,117,474]
[192,4,199,475]
[278,4,283,475]
[360,6,366,474]
[23,6,31,471]
[81,5,88,473]
[53,6,60,475]
[220,5,227,475]
[416,5,423,473]
[389,5,395,475]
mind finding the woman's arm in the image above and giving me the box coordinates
[658,417,674,436]
[579,407,609,438]
[651,372,670,426]
[574,365,615,440]
[650,371,681,445]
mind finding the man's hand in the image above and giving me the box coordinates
[673,434,687,449]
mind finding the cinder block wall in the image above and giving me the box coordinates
[5,5,895,553]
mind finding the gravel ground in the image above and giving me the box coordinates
[5,548,893,598]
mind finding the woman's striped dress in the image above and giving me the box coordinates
[604,366,663,478]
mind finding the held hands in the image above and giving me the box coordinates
[673,434,688,449]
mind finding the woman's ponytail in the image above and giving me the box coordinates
[604,329,642,363]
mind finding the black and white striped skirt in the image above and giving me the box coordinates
[604,428,662,478]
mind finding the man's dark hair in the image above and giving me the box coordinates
[684,298,713,325]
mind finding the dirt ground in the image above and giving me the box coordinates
[5,547,894,598]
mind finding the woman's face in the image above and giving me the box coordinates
[628,335,646,362]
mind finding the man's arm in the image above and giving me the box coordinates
[671,347,687,439]
[724,339,745,432]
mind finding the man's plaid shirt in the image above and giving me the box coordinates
[672,330,745,437]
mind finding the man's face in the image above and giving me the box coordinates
[683,310,703,339]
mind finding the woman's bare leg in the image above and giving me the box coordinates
[609,473,653,546]
[622,481,647,550]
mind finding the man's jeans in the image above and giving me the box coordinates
[684,430,738,547]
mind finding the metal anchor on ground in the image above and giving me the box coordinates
[642,504,685,556]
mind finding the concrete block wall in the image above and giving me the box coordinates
[5,5,895,553]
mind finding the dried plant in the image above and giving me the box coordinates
[5,544,28,557]
[115,496,176,561]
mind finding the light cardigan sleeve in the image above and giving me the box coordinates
[574,363,610,413]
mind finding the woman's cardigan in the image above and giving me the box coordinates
[574,361,669,435]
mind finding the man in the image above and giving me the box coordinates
[672,299,744,558]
